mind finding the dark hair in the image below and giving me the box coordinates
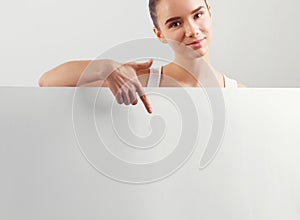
[148,0,210,30]
[148,0,160,30]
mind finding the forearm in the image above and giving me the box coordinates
[80,59,120,84]
[38,59,119,87]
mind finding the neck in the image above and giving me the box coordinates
[174,53,209,70]
[173,53,222,87]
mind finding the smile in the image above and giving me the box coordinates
[186,38,205,48]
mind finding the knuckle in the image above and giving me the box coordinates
[116,99,123,104]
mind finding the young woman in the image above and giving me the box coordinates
[39,0,245,113]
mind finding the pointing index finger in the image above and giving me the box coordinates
[140,94,152,114]
[134,81,152,114]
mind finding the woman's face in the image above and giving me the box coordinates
[154,0,212,58]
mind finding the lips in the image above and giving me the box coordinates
[186,38,205,46]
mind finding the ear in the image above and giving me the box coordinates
[153,27,167,44]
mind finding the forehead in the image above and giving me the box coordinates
[156,0,206,18]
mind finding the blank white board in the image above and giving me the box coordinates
[0,87,299,219]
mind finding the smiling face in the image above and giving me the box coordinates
[153,0,212,59]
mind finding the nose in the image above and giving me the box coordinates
[184,20,200,38]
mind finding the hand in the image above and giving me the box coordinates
[105,59,153,114]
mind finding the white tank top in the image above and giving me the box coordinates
[147,67,238,88]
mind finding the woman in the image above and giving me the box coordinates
[39,0,245,113]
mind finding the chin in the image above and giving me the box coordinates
[188,49,207,59]
[173,44,208,59]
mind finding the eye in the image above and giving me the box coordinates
[169,21,181,28]
[194,12,203,19]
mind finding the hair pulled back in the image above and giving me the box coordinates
[148,0,210,30]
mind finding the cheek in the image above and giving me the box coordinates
[201,20,212,34]
[165,29,182,41]
[166,30,186,43]
[174,31,186,41]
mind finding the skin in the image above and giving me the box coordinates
[39,59,154,113]
[153,0,244,88]
[39,0,245,113]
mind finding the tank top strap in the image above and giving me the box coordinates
[146,70,237,88]
[147,66,162,87]
[223,74,238,88]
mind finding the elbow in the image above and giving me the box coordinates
[38,74,49,87]
[238,82,247,88]
[38,75,46,87]
[38,71,57,87]
[38,62,69,87]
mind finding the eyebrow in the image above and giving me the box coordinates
[164,6,205,25]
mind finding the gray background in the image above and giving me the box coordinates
[0,0,299,87]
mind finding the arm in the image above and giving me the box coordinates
[38,59,118,87]
[238,82,246,88]
[39,59,153,113]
